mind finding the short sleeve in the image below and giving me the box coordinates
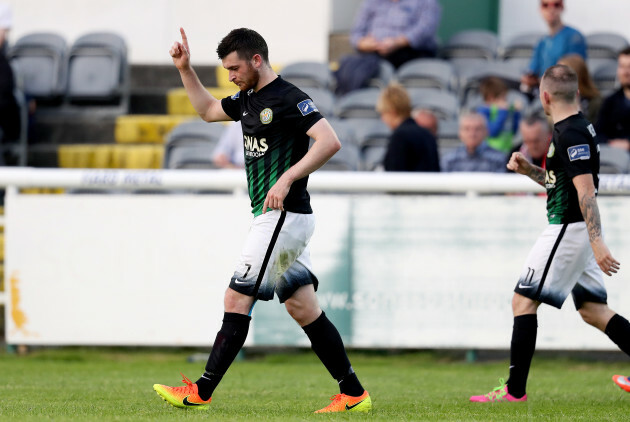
[290,90,324,134]
[557,127,594,179]
[220,91,243,122]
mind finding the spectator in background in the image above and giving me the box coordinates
[476,76,522,153]
[335,0,441,95]
[520,0,586,94]
[594,47,630,152]
[212,121,245,168]
[441,111,507,173]
[0,2,20,147]
[558,54,602,124]
[412,108,439,137]
[377,83,440,172]
[509,113,551,169]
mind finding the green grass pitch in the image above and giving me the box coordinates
[1,348,629,421]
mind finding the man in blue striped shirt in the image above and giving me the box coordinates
[350,0,441,69]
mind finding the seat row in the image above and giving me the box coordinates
[58,117,630,175]
[9,32,129,108]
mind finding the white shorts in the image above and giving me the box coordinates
[514,222,607,309]
[229,210,318,302]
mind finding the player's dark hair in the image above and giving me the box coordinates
[619,46,630,58]
[541,64,578,103]
[217,28,269,64]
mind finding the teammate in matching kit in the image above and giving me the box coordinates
[152,27,371,413]
[470,64,630,403]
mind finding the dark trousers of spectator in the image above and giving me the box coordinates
[383,46,436,69]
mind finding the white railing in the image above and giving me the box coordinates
[0,167,629,194]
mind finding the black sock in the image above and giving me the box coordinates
[605,314,630,355]
[196,312,251,400]
[302,312,364,396]
[506,314,537,399]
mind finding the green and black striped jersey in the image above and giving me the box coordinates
[221,76,323,216]
[544,112,599,224]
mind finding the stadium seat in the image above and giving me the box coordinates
[407,88,459,121]
[599,144,630,174]
[334,87,381,119]
[437,118,460,158]
[587,58,618,76]
[280,61,334,90]
[457,61,523,106]
[163,120,226,169]
[395,58,458,92]
[362,145,387,171]
[592,60,618,92]
[501,32,544,59]
[66,32,129,107]
[343,117,391,171]
[367,59,396,89]
[115,115,195,144]
[9,32,67,102]
[166,87,239,115]
[502,57,532,75]
[300,87,335,117]
[440,30,499,61]
[586,32,629,59]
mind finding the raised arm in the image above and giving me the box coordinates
[507,152,546,186]
[169,28,230,122]
[262,119,341,213]
[573,173,620,276]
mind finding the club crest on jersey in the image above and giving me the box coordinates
[547,142,555,158]
[231,91,240,100]
[567,144,590,161]
[297,99,318,116]
[260,108,273,124]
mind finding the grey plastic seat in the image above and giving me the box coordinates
[343,118,391,171]
[436,118,460,158]
[587,58,618,75]
[362,145,387,171]
[440,30,499,61]
[586,32,630,59]
[164,120,226,169]
[320,141,360,171]
[9,32,67,101]
[66,32,128,104]
[501,32,544,59]
[334,87,381,119]
[396,58,457,92]
[345,118,391,149]
[599,144,630,174]
[592,60,618,92]
[281,61,334,90]
[407,88,459,121]
[300,87,335,117]
[367,59,395,88]
[457,60,523,106]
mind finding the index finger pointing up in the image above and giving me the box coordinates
[180,27,189,52]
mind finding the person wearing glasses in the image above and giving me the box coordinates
[520,0,587,94]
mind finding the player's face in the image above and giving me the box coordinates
[459,117,487,149]
[222,51,259,91]
[618,54,630,88]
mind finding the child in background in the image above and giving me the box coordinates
[476,76,521,153]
